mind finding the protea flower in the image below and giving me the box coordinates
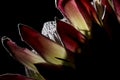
[0,0,119,80]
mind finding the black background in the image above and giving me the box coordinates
[0,0,63,75]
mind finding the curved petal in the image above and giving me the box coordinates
[57,0,92,35]
[57,0,101,35]
[57,20,87,53]
[1,36,46,72]
[0,74,34,80]
[78,0,100,25]
[18,24,74,66]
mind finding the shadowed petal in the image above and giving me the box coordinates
[34,63,77,80]
[0,74,34,80]
[101,0,120,40]
[101,0,114,12]
[113,0,120,23]
[78,0,100,25]
[57,20,87,53]
[18,24,74,66]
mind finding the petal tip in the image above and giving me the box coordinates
[1,36,15,57]
[17,23,29,41]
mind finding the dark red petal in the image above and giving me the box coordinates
[78,0,100,24]
[1,36,46,72]
[102,0,113,12]
[57,0,101,32]
[113,0,120,15]
[57,20,87,53]
[113,0,120,22]
[18,24,75,66]
[0,74,34,80]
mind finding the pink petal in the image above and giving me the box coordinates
[0,74,34,80]
[1,36,46,72]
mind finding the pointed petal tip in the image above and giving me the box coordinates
[1,36,11,43]
[17,23,27,32]
[18,23,39,37]
[1,36,47,71]
[17,23,37,42]
[18,23,30,28]
[17,23,24,27]
[18,23,26,41]
[2,37,17,48]
[1,36,14,57]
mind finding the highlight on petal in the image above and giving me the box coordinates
[93,0,106,20]
[57,20,87,53]
[1,36,46,72]
[57,0,92,35]
[18,24,74,66]
[0,74,34,80]
[113,0,120,23]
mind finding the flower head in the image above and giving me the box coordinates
[1,0,119,80]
